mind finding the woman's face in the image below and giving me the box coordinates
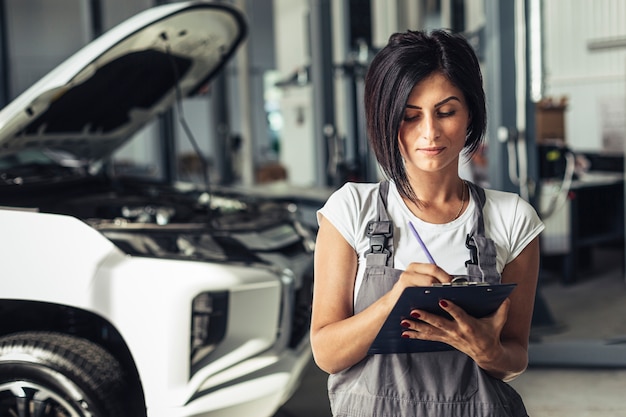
[398,72,470,176]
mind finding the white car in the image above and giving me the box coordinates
[0,2,315,417]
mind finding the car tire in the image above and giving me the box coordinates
[0,331,143,417]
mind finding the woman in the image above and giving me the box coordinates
[311,29,544,416]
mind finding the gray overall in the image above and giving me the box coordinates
[328,181,528,417]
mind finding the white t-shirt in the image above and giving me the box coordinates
[318,181,545,305]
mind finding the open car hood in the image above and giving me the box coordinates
[0,1,246,164]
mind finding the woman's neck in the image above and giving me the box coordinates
[402,176,467,223]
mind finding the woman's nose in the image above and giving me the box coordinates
[420,114,440,140]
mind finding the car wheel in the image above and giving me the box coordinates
[0,331,142,417]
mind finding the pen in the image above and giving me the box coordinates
[408,221,436,265]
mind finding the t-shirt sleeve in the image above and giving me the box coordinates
[317,183,359,249]
[317,182,378,250]
[507,195,545,263]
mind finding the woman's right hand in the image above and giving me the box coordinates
[311,219,452,374]
[393,262,452,294]
[313,217,446,374]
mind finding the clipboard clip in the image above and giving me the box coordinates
[432,281,490,287]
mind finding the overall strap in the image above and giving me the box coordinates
[364,181,394,267]
[465,182,501,283]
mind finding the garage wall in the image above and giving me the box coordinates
[543,0,626,153]
[4,0,153,98]
[4,0,90,98]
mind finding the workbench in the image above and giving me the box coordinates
[540,173,624,284]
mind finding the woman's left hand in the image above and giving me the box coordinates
[397,237,540,381]
[400,297,511,362]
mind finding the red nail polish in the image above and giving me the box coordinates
[401,333,410,338]
[401,320,410,328]
[439,300,448,308]
[410,312,420,319]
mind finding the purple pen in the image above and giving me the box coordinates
[408,221,436,264]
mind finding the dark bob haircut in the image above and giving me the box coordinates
[364,29,486,203]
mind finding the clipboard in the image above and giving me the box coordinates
[368,283,517,354]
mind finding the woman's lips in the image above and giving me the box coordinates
[418,147,445,156]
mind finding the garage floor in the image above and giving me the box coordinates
[275,246,626,417]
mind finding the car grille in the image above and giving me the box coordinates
[288,261,314,349]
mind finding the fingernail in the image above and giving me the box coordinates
[439,300,448,308]
[401,333,410,338]
[410,312,420,319]
[401,320,411,328]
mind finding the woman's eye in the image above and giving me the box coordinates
[438,110,456,117]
